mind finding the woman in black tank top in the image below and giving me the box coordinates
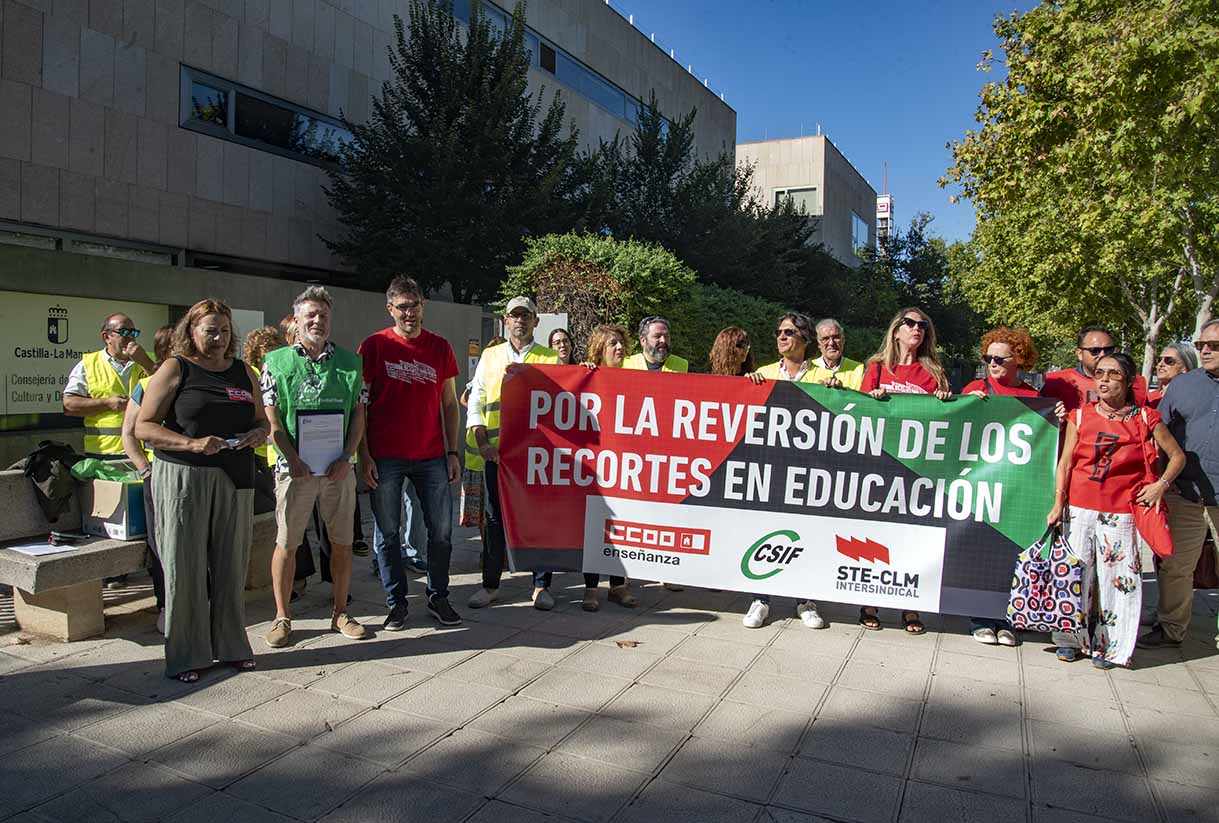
[135,299,269,682]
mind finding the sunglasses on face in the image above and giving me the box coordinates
[981,354,1009,366]
[1081,345,1116,357]
[1158,355,1178,366]
[775,328,801,339]
[900,317,930,331]
[106,327,140,339]
[392,300,421,314]
[1195,340,1219,353]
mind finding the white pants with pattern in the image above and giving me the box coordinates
[1050,506,1144,665]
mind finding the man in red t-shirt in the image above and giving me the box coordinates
[1042,325,1148,412]
[357,275,462,630]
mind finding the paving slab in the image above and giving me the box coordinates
[316,770,484,823]
[724,670,827,715]
[470,695,592,747]
[919,702,1024,752]
[31,760,212,823]
[1136,736,1219,789]
[910,737,1026,799]
[557,715,686,773]
[311,706,450,767]
[1029,759,1158,822]
[639,655,740,696]
[151,720,300,788]
[226,744,385,820]
[442,650,551,691]
[492,629,588,664]
[818,686,922,734]
[174,672,295,717]
[836,659,928,700]
[616,779,763,823]
[381,676,509,724]
[163,791,298,822]
[556,640,663,679]
[233,687,367,741]
[600,683,717,731]
[934,649,1021,685]
[1151,778,1219,823]
[404,728,546,794]
[771,759,902,823]
[307,660,431,706]
[499,751,648,823]
[798,717,915,776]
[597,623,691,655]
[521,667,634,712]
[670,634,761,670]
[0,710,62,757]
[76,701,219,757]
[660,735,788,802]
[0,734,129,809]
[897,781,1027,823]
[1027,718,1142,774]
[465,799,569,823]
[694,700,810,754]
[1114,679,1217,717]
[928,672,1022,707]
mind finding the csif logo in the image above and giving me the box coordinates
[740,529,805,580]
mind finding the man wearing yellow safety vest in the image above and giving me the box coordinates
[623,315,688,592]
[64,313,159,458]
[466,296,560,611]
[622,315,689,373]
[809,317,865,389]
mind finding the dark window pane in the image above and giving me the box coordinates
[234,92,350,164]
[540,42,556,74]
[451,0,471,22]
[190,82,227,127]
[581,70,625,118]
[525,31,539,66]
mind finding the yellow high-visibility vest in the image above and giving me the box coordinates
[465,343,559,471]
[808,356,864,390]
[82,350,146,456]
[622,353,689,373]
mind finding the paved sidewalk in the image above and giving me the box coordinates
[2,525,1218,823]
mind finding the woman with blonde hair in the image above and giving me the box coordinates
[858,307,951,634]
[708,326,756,377]
[580,323,638,611]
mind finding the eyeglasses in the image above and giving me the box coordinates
[1094,368,1126,379]
[391,300,421,314]
[507,310,532,320]
[1158,355,1178,366]
[105,327,140,339]
[775,328,801,339]
[1195,340,1219,353]
[981,354,1009,365]
[899,317,930,331]
[1081,345,1116,357]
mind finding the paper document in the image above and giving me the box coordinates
[7,542,77,557]
[297,410,346,476]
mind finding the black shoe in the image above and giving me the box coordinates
[405,556,428,575]
[427,595,462,626]
[352,539,370,557]
[1137,625,1182,649]
[383,603,408,632]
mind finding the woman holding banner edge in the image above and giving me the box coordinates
[858,307,953,634]
[1046,352,1184,668]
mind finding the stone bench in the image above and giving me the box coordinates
[0,469,276,641]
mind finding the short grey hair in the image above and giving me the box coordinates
[638,315,670,339]
[293,286,333,316]
[815,318,844,336]
[1200,319,1219,338]
[1163,342,1199,371]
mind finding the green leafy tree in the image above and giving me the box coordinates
[322,0,584,303]
[942,0,1219,376]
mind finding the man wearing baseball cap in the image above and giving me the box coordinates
[466,297,561,610]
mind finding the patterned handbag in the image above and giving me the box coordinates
[458,468,483,528]
[1006,526,1086,633]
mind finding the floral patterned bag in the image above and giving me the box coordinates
[1007,526,1086,633]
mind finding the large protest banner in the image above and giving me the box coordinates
[498,364,1059,618]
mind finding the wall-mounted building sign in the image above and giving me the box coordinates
[0,291,169,416]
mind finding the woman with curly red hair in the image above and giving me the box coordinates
[963,327,1040,399]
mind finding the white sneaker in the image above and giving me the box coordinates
[156,608,166,635]
[796,601,827,629]
[742,599,769,628]
[467,588,498,609]
[532,587,555,611]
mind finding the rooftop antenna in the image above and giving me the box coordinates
[816,122,821,136]
[883,161,888,194]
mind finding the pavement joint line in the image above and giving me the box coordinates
[1016,615,1035,823]
[885,611,944,823]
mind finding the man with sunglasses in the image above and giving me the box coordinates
[466,296,561,610]
[1042,325,1148,413]
[358,276,463,631]
[1140,321,1219,650]
[624,316,689,373]
[64,313,159,458]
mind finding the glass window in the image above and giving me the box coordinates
[525,31,539,66]
[189,81,228,128]
[580,68,626,118]
[852,211,871,252]
[776,188,819,215]
[539,42,556,74]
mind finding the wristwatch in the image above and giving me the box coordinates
[140,466,152,479]
[447,450,460,458]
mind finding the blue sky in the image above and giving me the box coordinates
[617,0,1036,244]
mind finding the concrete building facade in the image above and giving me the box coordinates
[735,135,877,267]
[0,0,734,460]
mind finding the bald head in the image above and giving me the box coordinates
[103,313,132,331]
[101,313,138,359]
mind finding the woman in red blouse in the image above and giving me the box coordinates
[1048,353,1184,668]
[858,308,950,634]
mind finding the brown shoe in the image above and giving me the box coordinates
[608,585,639,608]
[264,617,292,648]
[332,612,367,639]
[582,588,600,612]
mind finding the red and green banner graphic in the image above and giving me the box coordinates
[498,364,1059,618]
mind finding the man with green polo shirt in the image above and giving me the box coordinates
[623,315,689,373]
[261,287,368,648]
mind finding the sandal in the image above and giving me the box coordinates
[859,607,881,631]
[231,659,257,671]
[901,611,926,635]
[174,670,200,683]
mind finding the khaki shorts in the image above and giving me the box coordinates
[275,471,356,549]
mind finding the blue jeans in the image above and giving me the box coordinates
[371,482,428,572]
[483,461,550,590]
[370,456,453,606]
